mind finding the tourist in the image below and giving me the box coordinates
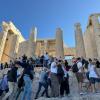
[34,67,49,99]
[40,55,44,67]
[50,58,59,97]
[88,59,100,93]
[17,59,33,100]
[2,61,20,100]
[94,58,100,68]
[61,61,70,96]
[22,54,27,63]
[57,60,64,97]
[0,74,9,96]
[82,59,91,92]
[4,62,9,69]
[57,60,70,97]
[44,52,49,67]
[64,60,71,71]
[75,57,84,95]
[9,60,13,68]
[0,63,3,70]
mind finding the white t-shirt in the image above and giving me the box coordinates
[77,61,83,73]
[50,62,57,74]
[88,64,98,78]
[44,54,49,60]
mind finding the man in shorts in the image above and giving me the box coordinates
[76,57,84,95]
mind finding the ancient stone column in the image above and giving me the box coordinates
[56,28,64,59]
[10,35,19,59]
[75,23,86,58]
[30,27,37,42]
[44,40,48,53]
[27,41,35,58]
[29,27,37,57]
[91,15,100,58]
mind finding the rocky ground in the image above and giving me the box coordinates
[1,68,100,100]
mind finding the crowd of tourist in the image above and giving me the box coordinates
[0,53,100,100]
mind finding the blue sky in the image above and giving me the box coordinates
[0,0,100,47]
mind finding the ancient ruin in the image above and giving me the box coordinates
[0,21,76,63]
[75,13,100,59]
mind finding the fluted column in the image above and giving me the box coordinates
[91,15,100,58]
[56,28,64,59]
[75,23,86,58]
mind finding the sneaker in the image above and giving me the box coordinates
[96,91,100,93]
[46,96,50,98]
[34,97,38,99]
[80,92,85,95]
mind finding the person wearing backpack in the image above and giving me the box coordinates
[2,61,20,100]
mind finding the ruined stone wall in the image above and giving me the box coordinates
[64,47,76,56]
[1,34,15,62]
[84,28,95,58]
[0,21,25,62]
[17,40,28,58]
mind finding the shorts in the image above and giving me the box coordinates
[89,77,100,84]
[76,72,84,83]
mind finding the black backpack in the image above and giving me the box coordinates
[72,63,79,73]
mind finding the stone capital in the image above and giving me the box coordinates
[91,15,100,27]
[74,23,81,30]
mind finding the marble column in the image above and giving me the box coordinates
[56,28,64,59]
[91,15,100,58]
[30,27,37,42]
[75,23,86,58]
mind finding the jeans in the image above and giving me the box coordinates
[21,75,32,100]
[35,82,49,98]
[15,88,23,100]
